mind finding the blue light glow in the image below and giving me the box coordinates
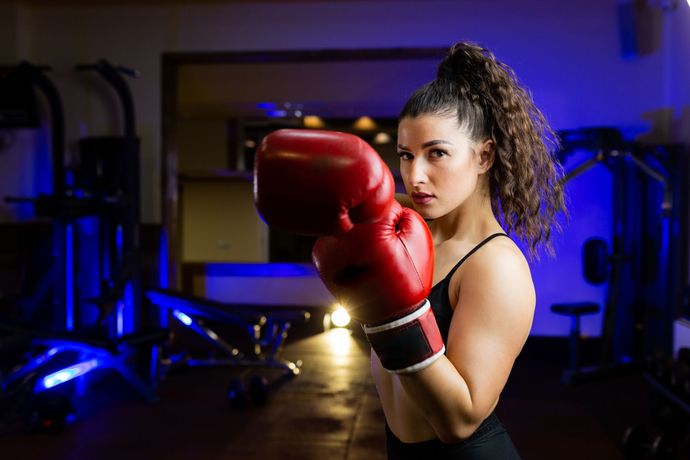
[123,282,134,335]
[116,225,123,254]
[117,300,124,337]
[205,263,317,278]
[266,110,288,118]
[158,229,169,288]
[41,347,59,361]
[173,310,193,326]
[80,216,103,327]
[256,102,276,110]
[661,216,670,276]
[157,230,170,327]
[46,371,74,387]
[66,224,75,331]
[38,359,99,391]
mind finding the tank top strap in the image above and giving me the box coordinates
[444,232,510,282]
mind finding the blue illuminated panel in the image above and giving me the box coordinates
[36,359,100,392]
[205,263,317,278]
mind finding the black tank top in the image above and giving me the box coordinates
[428,233,509,343]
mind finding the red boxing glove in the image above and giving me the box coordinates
[313,201,445,373]
[254,129,394,236]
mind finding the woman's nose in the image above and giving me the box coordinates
[407,158,428,185]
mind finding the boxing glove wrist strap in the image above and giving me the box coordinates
[363,300,445,374]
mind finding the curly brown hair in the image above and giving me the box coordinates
[399,42,567,260]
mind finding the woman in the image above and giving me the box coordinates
[372,42,567,459]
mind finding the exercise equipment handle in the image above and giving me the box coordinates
[75,61,139,79]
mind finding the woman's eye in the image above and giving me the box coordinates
[429,149,447,158]
[398,151,413,160]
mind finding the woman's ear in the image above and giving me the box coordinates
[478,139,495,174]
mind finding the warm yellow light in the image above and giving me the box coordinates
[353,116,377,131]
[326,328,352,357]
[303,115,325,128]
[331,306,351,328]
[373,132,391,144]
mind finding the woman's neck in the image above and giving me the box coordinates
[429,188,503,246]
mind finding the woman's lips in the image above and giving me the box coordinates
[411,193,434,204]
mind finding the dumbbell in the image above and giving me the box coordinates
[227,378,248,410]
[227,375,270,410]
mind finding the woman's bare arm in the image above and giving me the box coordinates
[396,242,535,442]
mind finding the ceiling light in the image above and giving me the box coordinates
[303,115,325,128]
[353,116,377,131]
[373,132,392,144]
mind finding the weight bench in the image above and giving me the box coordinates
[145,289,310,377]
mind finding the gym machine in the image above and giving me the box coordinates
[552,127,686,381]
[0,61,164,433]
[552,127,689,458]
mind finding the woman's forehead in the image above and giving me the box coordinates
[398,115,469,142]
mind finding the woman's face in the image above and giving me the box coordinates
[397,114,489,220]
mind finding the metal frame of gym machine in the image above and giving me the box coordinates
[0,61,164,433]
[557,126,688,383]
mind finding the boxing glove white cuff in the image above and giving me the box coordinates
[363,300,445,374]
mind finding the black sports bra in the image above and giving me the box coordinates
[428,233,510,343]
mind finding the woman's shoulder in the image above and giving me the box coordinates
[465,235,531,282]
[452,235,534,304]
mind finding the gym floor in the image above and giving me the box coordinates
[0,326,685,460]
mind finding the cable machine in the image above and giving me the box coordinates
[0,61,163,433]
[554,126,687,383]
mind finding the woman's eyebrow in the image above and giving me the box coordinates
[422,139,453,148]
[397,139,453,150]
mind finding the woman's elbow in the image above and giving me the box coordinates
[435,420,482,444]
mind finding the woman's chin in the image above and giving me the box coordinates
[411,206,434,220]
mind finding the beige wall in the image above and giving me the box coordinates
[181,180,267,262]
[176,118,228,172]
[0,4,18,63]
